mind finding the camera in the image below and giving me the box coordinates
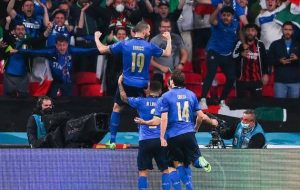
[206,113,228,149]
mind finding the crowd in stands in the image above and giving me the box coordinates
[0,0,300,105]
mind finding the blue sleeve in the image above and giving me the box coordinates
[70,47,99,55]
[154,97,163,117]
[109,41,123,55]
[211,0,222,6]
[235,4,245,17]
[150,43,163,57]
[18,48,54,57]
[159,96,169,113]
[128,97,140,109]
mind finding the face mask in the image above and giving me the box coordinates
[115,4,125,12]
[42,108,53,115]
[241,122,250,129]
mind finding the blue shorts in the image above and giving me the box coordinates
[114,83,146,106]
[167,132,201,166]
[137,138,169,171]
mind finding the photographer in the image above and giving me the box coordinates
[26,96,70,148]
[217,110,266,148]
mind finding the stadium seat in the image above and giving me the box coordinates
[185,73,202,84]
[79,84,103,96]
[262,72,274,97]
[186,83,202,97]
[0,84,3,96]
[182,61,193,73]
[74,72,100,85]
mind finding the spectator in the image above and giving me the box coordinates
[200,5,239,109]
[2,23,50,97]
[148,0,186,37]
[196,0,249,25]
[151,18,188,87]
[219,109,266,148]
[18,35,99,97]
[7,0,48,38]
[268,21,300,98]
[255,0,288,50]
[233,23,269,98]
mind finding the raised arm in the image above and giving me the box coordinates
[7,0,17,19]
[161,32,172,57]
[94,31,111,54]
[209,3,223,26]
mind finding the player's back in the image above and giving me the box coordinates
[119,38,163,88]
[128,96,161,141]
[161,87,200,138]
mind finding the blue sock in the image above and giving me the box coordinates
[109,111,120,143]
[177,166,194,190]
[169,170,181,190]
[185,166,192,181]
[193,159,201,168]
[161,173,170,190]
[138,176,147,190]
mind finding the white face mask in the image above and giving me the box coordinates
[115,4,125,12]
[241,122,250,129]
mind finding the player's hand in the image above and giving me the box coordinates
[134,117,145,125]
[94,31,102,39]
[162,32,171,41]
[261,74,269,85]
[160,137,168,147]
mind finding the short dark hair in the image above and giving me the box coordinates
[171,69,185,87]
[22,0,33,6]
[53,10,66,18]
[282,21,294,28]
[160,18,171,26]
[56,35,68,43]
[133,21,149,33]
[14,22,25,29]
[243,109,256,121]
[220,6,235,15]
[150,80,162,93]
[244,23,260,32]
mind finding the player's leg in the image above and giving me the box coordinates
[167,135,194,190]
[138,170,149,190]
[168,167,181,190]
[182,132,212,172]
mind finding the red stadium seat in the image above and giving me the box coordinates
[186,83,202,97]
[262,72,274,97]
[185,73,202,84]
[0,84,3,96]
[79,84,103,96]
[74,72,100,85]
[182,62,193,73]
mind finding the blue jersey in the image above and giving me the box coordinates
[128,96,161,141]
[19,47,98,83]
[110,38,163,88]
[155,87,201,138]
[14,13,43,38]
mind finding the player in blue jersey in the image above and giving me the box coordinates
[118,75,180,190]
[94,21,172,148]
[135,70,218,190]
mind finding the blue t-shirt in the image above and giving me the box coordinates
[211,0,246,20]
[207,17,239,55]
[155,87,200,138]
[110,38,163,88]
[128,96,161,141]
